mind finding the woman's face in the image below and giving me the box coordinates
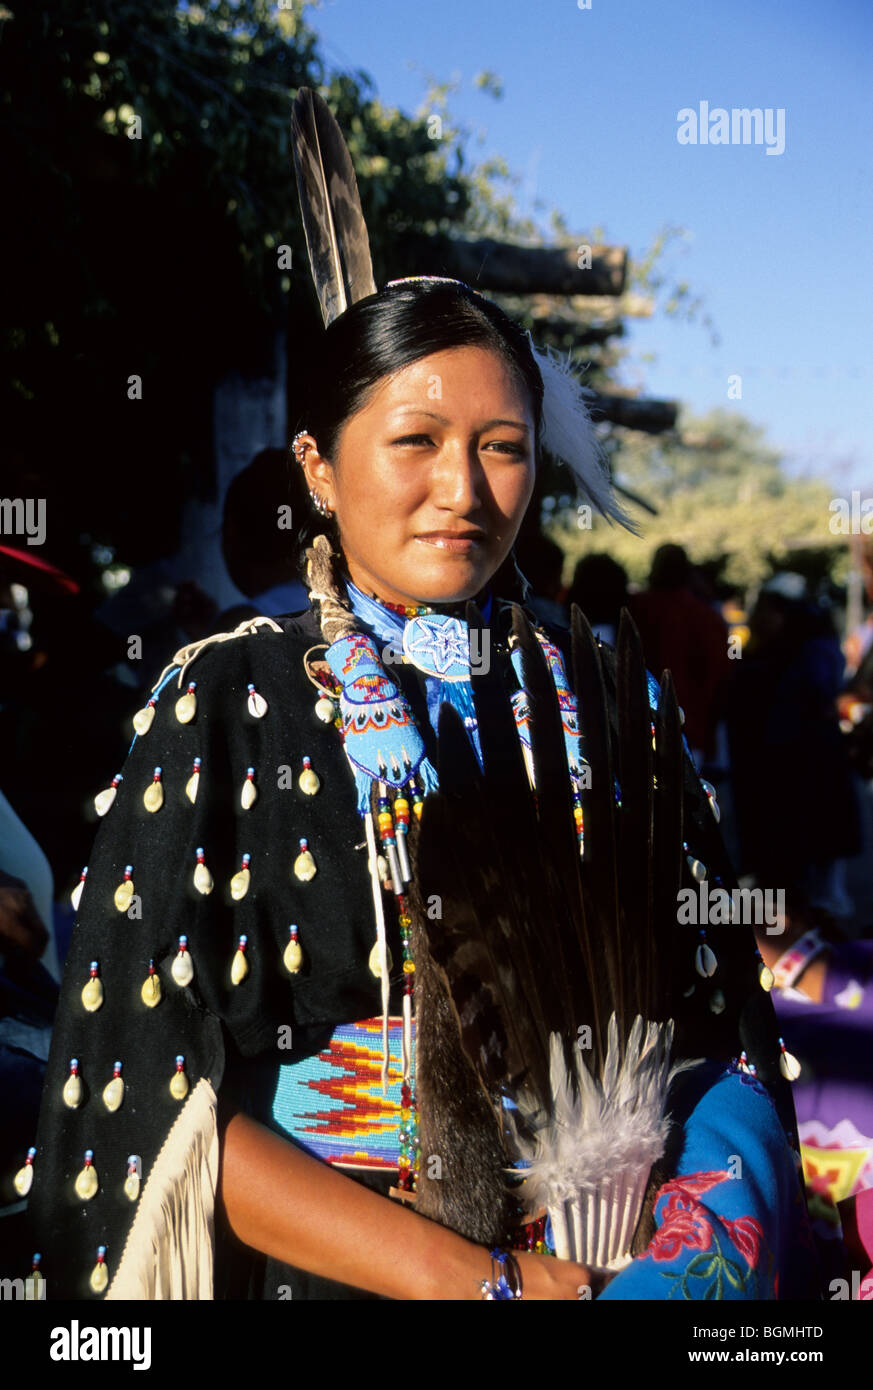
[308,345,537,607]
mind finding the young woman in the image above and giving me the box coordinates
[13,277,818,1300]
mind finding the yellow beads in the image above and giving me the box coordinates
[402,960,415,974]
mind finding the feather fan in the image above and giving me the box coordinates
[415,603,695,1268]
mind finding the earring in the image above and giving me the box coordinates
[293,432,332,517]
[309,489,332,518]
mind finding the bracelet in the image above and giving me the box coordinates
[479,1247,523,1300]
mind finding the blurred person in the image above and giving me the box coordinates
[629,544,731,765]
[567,552,629,646]
[728,579,861,919]
[512,530,567,628]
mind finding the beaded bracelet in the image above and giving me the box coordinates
[479,1248,523,1300]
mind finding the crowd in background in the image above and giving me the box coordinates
[2,505,873,1292]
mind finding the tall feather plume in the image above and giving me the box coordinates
[415,603,693,1267]
[291,88,376,326]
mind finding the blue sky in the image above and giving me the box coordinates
[307,0,872,489]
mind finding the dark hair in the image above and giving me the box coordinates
[299,279,544,466]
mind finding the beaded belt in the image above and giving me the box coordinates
[271,1016,414,1170]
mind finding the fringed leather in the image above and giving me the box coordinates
[106,1078,219,1300]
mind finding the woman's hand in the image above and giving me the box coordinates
[220,1112,608,1300]
[513,1249,605,1300]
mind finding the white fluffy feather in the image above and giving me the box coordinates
[531,342,636,531]
[511,1014,698,1266]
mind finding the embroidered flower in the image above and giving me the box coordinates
[721,1215,763,1268]
[649,1194,715,1262]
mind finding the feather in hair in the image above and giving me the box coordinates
[291,88,376,326]
[530,342,637,530]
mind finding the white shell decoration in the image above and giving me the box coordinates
[315,695,336,723]
[133,702,156,735]
[700,780,721,823]
[247,684,268,718]
[230,860,251,901]
[193,851,213,895]
[114,874,135,913]
[124,1170,141,1203]
[293,841,317,882]
[81,971,104,1013]
[779,1046,802,1082]
[759,963,775,992]
[143,773,164,813]
[186,760,201,803]
[94,779,120,816]
[90,1253,108,1293]
[75,1157,99,1201]
[298,759,320,795]
[141,970,162,1007]
[283,932,302,974]
[170,1059,189,1101]
[13,1151,35,1196]
[71,871,87,912]
[175,685,197,724]
[695,942,718,978]
[63,1068,83,1109]
[103,1069,124,1112]
[241,772,257,809]
[709,989,726,1015]
[368,942,393,978]
[172,942,194,987]
[687,855,707,883]
[231,939,249,985]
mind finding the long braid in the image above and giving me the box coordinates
[304,532,358,645]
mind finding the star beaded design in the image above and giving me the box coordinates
[402,614,471,679]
